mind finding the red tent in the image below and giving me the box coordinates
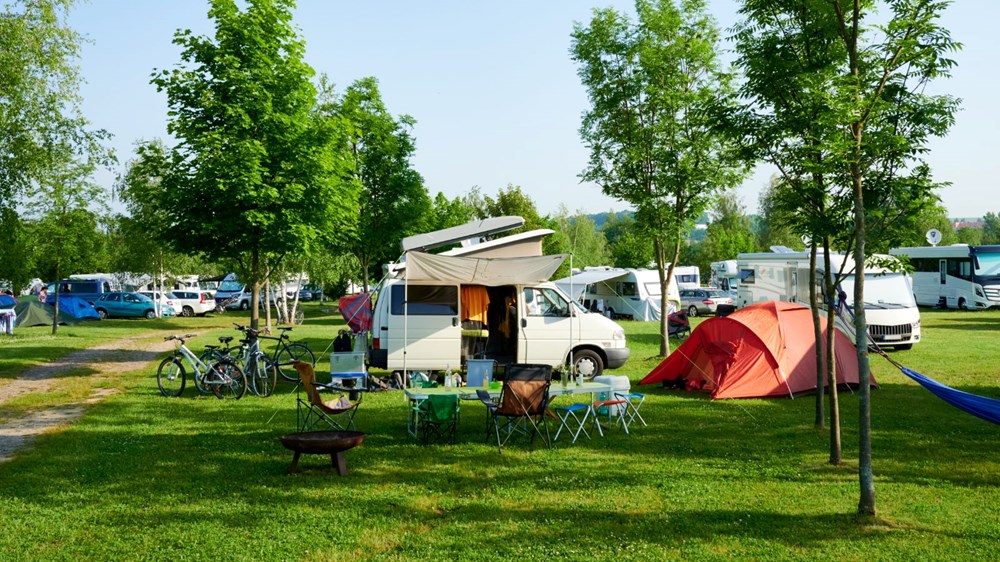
[640,301,872,399]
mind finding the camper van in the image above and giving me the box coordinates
[368,217,631,378]
[672,265,701,291]
[889,244,1000,309]
[710,260,739,297]
[214,273,252,310]
[553,267,681,321]
[736,251,921,349]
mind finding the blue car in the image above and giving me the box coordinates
[94,292,174,319]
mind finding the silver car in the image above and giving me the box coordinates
[679,288,734,317]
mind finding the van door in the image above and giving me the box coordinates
[385,283,462,371]
[519,286,575,367]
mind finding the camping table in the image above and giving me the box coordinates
[403,382,612,439]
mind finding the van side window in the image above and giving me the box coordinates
[390,285,458,316]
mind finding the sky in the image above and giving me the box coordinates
[70,0,998,219]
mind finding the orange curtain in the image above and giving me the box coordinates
[461,286,490,325]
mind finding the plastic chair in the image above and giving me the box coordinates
[487,364,552,454]
[293,361,360,432]
[416,394,460,444]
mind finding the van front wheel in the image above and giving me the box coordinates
[239,300,249,311]
[573,349,603,379]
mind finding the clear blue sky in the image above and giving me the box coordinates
[71,0,996,218]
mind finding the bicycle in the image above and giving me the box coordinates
[260,326,315,383]
[157,334,246,399]
[232,324,278,397]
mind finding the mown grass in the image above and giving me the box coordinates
[0,303,998,560]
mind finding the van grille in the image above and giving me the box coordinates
[983,287,1000,301]
[868,323,912,341]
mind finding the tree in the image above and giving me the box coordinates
[572,0,747,355]
[701,193,757,268]
[955,226,983,245]
[427,192,476,233]
[982,212,1000,245]
[333,77,431,290]
[829,0,960,516]
[151,0,356,329]
[553,207,612,270]
[756,177,807,251]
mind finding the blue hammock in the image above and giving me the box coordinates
[900,367,1000,426]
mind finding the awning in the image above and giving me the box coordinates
[403,252,566,286]
[553,269,630,300]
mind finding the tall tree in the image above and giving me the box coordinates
[701,193,757,266]
[830,0,960,516]
[981,212,1000,245]
[333,77,431,290]
[572,0,747,356]
[553,207,612,271]
[151,0,356,329]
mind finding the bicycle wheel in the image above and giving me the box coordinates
[275,343,315,382]
[249,354,277,397]
[209,359,247,400]
[157,356,186,397]
[195,350,225,394]
[292,309,304,325]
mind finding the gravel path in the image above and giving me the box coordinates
[0,333,182,463]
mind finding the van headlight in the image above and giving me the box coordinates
[612,328,625,341]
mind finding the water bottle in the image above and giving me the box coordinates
[444,364,452,388]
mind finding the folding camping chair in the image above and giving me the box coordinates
[415,394,460,445]
[293,361,360,432]
[487,364,552,454]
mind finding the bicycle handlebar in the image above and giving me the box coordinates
[164,333,197,342]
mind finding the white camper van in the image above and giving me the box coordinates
[214,273,252,310]
[736,251,921,349]
[554,267,681,321]
[710,260,739,297]
[368,218,631,378]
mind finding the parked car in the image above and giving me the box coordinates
[679,288,734,317]
[170,290,216,317]
[138,291,179,317]
[94,292,169,319]
[298,284,323,302]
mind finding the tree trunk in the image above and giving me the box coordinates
[654,237,674,357]
[250,247,260,330]
[809,243,824,428]
[852,153,876,516]
[823,238,842,465]
[51,261,60,335]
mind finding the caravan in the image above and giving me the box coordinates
[369,218,631,378]
[736,251,921,349]
[710,260,739,297]
[553,267,681,321]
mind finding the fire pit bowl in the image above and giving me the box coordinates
[280,430,365,475]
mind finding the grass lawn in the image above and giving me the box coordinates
[1,302,998,560]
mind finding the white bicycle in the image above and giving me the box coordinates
[157,334,247,399]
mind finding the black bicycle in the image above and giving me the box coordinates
[260,326,316,382]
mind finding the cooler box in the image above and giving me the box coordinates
[593,374,631,416]
[330,351,367,391]
[466,359,494,388]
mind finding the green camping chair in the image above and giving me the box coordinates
[417,394,460,445]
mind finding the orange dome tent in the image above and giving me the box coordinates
[640,301,873,399]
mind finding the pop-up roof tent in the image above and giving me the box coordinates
[640,301,873,399]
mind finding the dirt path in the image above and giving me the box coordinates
[0,333,181,463]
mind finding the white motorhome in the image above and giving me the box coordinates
[710,260,739,296]
[553,267,681,321]
[672,265,701,291]
[369,217,631,378]
[889,244,1000,310]
[214,273,252,310]
[736,251,921,349]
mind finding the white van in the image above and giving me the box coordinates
[369,253,630,377]
[368,235,631,377]
[213,273,252,310]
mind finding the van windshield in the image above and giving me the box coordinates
[219,280,243,292]
[840,273,916,307]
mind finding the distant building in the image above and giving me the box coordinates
[952,218,984,230]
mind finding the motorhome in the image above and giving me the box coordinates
[369,217,631,378]
[553,267,681,321]
[672,265,701,291]
[710,260,739,296]
[889,244,1000,310]
[736,251,921,349]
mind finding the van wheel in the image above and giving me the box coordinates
[958,298,968,310]
[573,349,603,379]
[239,300,249,311]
